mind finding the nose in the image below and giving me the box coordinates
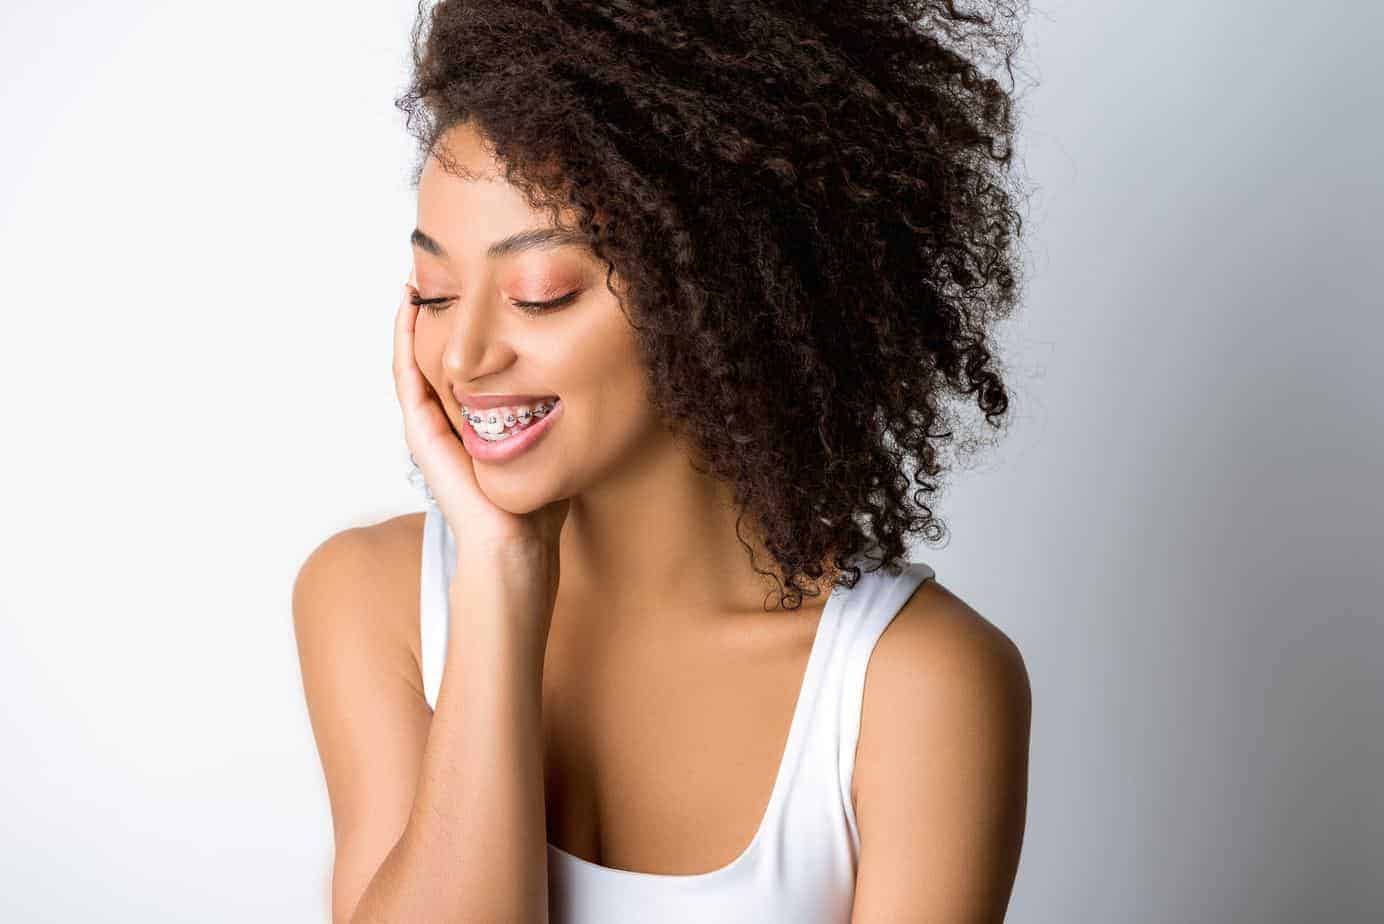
[439,295,517,382]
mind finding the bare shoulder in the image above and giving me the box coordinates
[866,576,1029,712]
[291,511,433,920]
[856,575,1031,790]
[292,511,429,695]
[296,510,427,579]
[850,573,1031,919]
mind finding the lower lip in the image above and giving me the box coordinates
[460,399,564,464]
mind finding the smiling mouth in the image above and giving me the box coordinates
[462,397,561,441]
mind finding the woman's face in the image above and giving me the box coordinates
[411,122,664,513]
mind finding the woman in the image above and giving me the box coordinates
[295,2,1033,921]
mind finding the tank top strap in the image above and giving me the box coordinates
[825,558,937,854]
[418,503,455,710]
[762,556,938,875]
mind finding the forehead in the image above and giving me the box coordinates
[417,125,568,247]
[422,121,504,184]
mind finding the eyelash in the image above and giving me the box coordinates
[409,291,579,316]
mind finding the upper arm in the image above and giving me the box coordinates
[850,580,1032,923]
[292,519,433,924]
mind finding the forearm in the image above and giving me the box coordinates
[351,580,551,923]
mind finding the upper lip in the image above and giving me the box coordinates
[453,390,559,410]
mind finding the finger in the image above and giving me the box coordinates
[391,277,483,520]
[392,283,426,409]
[392,282,452,444]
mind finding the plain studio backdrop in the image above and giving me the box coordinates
[2,1,1380,921]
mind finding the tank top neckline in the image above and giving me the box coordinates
[544,572,852,883]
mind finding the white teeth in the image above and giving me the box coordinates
[462,398,558,440]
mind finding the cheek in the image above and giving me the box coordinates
[588,355,659,441]
[555,306,640,395]
[552,327,648,440]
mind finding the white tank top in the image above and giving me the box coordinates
[417,503,936,922]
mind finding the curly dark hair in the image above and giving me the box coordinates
[395,0,1033,610]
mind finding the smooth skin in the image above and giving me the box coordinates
[293,121,1031,923]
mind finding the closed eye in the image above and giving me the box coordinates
[511,290,581,313]
[409,291,580,315]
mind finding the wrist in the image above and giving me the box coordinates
[447,579,552,669]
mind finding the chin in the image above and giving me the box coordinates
[472,469,562,516]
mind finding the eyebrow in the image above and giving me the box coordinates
[410,226,588,260]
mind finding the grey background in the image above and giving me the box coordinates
[1,1,1379,921]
